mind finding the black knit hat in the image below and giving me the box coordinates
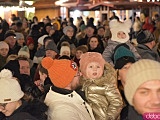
[136,29,155,44]
[4,31,16,39]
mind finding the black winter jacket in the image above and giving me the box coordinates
[2,99,48,120]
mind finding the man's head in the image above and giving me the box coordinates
[86,25,95,37]
[4,31,16,48]
[0,41,9,57]
[41,57,80,90]
[97,26,105,37]
[0,69,24,116]
[137,29,156,49]
[124,59,160,115]
[16,57,30,76]
[45,41,58,59]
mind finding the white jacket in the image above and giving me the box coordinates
[45,88,95,120]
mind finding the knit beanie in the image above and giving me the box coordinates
[80,24,86,31]
[45,41,58,53]
[109,19,132,43]
[124,59,160,105]
[15,32,24,40]
[18,46,30,58]
[4,30,16,40]
[136,29,155,44]
[26,37,34,46]
[113,44,136,69]
[38,35,48,45]
[0,69,24,103]
[41,57,78,88]
[60,46,71,56]
[76,45,88,53]
[79,52,105,78]
[0,41,9,50]
[63,26,73,35]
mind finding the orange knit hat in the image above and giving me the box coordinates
[41,57,78,88]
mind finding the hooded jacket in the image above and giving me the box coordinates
[81,62,123,120]
[102,40,141,66]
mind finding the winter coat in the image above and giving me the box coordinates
[136,44,160,62]
[120,105,143,120]
[119,91,143,120]
[8,44,21,55]
[0,55,7,69]
[102,40,141,66]
[78,35,89,46]
[81,62,123,120]
[3,99,48,120]
[44,86,95,120]
[57,35,77,50]
[88,46,103,54]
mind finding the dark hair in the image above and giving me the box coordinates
[16,56,29,62]
[87,35,100,48]
[39,63,48,75]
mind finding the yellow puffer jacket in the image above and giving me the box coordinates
[81,62,123,120]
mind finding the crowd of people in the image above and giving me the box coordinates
[0,11,160,120]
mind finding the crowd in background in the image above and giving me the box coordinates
[0,10,160,120]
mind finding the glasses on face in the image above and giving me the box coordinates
[0,103,8,108]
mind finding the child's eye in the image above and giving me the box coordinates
[97,66,100,68]
[89,66,93,68]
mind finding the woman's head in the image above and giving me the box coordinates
[0,69,24,116]
[87,35,100,50]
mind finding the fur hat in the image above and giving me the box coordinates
[79,52,105,78]
[0,41,9,50]
[109,19,132,43]
[15,32,24,40]
[113,44,136,69]
[63,26,73,35]
[38,35,48,45]
[18,46,30,58]
[76,45,88,53]
[0,69,24,103]
[41,57,78,88]
[4,30,16,40]
[124,59,160,105]
[45,41,58,53]
[136,29,155,44]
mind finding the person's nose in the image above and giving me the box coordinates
[151,92,160,105]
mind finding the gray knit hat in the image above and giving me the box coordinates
[124,59,160,105]
[63,26,73,35]
[15,32,24,40]
[45,41,58,53]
